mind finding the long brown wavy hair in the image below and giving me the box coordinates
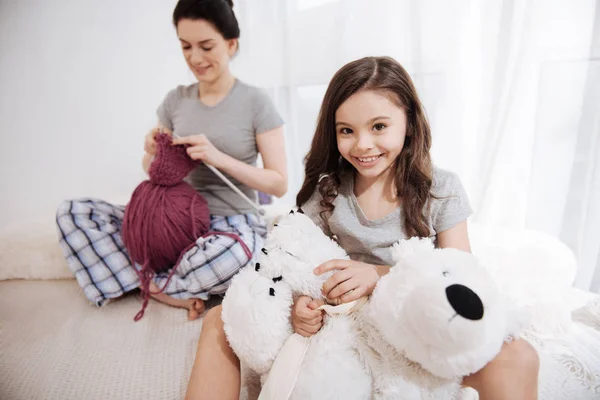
[296,56,434,238]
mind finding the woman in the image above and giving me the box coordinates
[56,0,286,323]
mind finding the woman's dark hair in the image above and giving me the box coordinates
[296,56,434,238]
[173,0,240,40]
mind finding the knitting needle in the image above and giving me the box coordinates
[204,163,265,215]
[171,132,265,215]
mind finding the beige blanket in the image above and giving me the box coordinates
[2,282,600,400]
[0,280,202,400]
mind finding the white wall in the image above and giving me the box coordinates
[0,0,192,228]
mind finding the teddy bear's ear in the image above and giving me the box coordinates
[390,237,435,263]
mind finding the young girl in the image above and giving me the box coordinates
[56,0,286,321]
[291,56,540,400]
[187,56,540,399]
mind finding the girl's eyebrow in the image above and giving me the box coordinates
[335,116,391,127]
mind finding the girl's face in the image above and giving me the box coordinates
[177,19,237,84]
[335,90,407,183]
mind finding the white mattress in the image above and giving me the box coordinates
[1,279,599,400]
[1,214,600,399]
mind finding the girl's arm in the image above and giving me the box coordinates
[172,126,288,198]
[317,220,472,304]
[436,220,472,252]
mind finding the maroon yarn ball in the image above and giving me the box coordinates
[122,133,210,320]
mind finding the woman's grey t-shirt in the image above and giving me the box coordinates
[157,80,283,216]
[300,167,472,266]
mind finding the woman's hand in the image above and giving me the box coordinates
[144,127,162,155]
[291,296,325,337]
[172,134,227,168]
[144,126,172,155]
[315,260,390,304]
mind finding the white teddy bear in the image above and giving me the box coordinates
[222,211,526,399]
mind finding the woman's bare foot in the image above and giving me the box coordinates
[187,298,206,321]
[148,282,205,321]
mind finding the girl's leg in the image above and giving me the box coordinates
[185,305,241,400]
[179,214,266,398]
[463,338,540,400]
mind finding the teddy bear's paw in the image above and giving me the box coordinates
[222,266,294,374]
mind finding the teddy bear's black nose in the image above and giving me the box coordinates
[446,284,484,320]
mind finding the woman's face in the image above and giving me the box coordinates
[177,19,237,84]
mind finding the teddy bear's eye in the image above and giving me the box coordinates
[442,271,449,277]
[261,248,268,255]
[255,263,261,272]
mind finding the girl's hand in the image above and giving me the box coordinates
[291,296,325,337]
[315,260,389,304]
[172,134,227,168]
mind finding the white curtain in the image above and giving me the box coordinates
[230,0,600,293]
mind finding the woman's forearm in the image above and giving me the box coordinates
[218,153,288,198]
[143,149,287,197]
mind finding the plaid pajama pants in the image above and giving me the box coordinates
[56,198,266,306]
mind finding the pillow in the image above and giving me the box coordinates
[469,223,577,287]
